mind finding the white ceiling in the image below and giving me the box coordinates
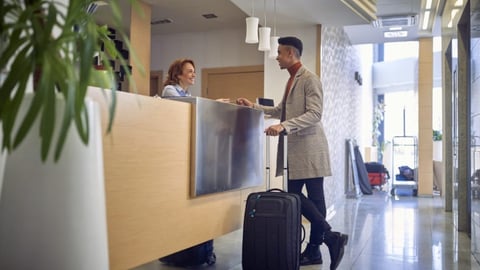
[93,0,447,45]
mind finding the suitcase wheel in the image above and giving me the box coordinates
[206,252,216,265]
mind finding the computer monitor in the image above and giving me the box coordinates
[257,98,274,106]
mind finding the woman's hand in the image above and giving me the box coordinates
[216,98,231,103]
[236,98,253,108]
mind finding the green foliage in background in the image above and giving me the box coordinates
[433,130,443,141]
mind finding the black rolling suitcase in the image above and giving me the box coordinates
[242,136,302,270]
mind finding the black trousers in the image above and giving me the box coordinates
[288,177,331,245]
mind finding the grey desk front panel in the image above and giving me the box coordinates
[169,97,264,197]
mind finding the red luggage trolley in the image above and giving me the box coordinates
[365,162,390,189]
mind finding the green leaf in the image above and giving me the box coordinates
[54,83,75,162]
[39,60,56,161]
[0,44,33,115]
[1,45,33,147]
[12,81,45,150]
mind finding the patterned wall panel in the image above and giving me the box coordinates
[321,26,364,207]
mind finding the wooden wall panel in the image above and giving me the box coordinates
[130,1,151,96]
[418,38,434,196]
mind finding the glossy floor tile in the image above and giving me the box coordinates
[134,190,480,270]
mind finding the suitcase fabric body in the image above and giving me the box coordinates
[242,190,301,270]
[365,162,390,187]
[368,172,387,186]
[365,162,386,173]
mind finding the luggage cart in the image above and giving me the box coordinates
[390,136,418,196]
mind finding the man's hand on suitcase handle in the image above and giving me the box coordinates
[265,124,285,136]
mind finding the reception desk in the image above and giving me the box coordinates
[88,89,265,269]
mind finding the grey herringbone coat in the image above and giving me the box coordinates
[254,66,332,180]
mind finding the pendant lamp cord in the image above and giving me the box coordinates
[273,0,276,35]
[263,0,267,26]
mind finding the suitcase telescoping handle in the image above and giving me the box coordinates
[265,135,288,191]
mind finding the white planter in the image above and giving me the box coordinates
[0,93,109,270]
[433,140,443,161]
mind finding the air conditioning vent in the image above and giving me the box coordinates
[151,18,173,25]
[372,14,418,28]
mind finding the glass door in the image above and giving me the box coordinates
[470,0,480,261]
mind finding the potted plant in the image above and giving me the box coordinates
[372,101,386,162]
[0,1,138,268]
[0,0,134,162]
[433,129,443,161]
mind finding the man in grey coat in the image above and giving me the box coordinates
[237,36,348,270]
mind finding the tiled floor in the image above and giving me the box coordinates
[134,190,480,270]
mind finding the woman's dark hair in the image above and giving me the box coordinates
[163,58,195,87]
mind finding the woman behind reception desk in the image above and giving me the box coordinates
[158,58,217,266]
[162,58,195,97]
[162,58,229,103]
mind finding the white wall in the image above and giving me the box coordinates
[151,28,264,97]
[373,58,417,93]
[374,53,443,93]
[355,44,374,149]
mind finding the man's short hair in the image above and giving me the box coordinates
[278,36,303,56]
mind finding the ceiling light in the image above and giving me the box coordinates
[245,0,259,44]
[258,27,271,51]
[246,17,259,43]
[422,10,430,30]
[447,19,453,28]
[447,8,461,28]
[389,26,403,31]
[384,31,408,38]
[419,0,440,32]
[258,0,271,51]
[340,0,377,22]
[425,0,432,9]
[268,0,279,59]
[451,8,459,19]
[454,0,463,7]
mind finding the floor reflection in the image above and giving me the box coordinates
[472,191,480,266]
[135,190,480,270]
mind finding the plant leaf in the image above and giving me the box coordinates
[39,58,56,161]
[54,80,75,162]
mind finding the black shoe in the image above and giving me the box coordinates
[325,232,348,270]
[299,243,323,265]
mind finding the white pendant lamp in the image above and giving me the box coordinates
[268,0,278,58]
[245,17,259,43]
[258,0,271,51]
[245,0,259,43]
[268,36,279,58]
[258,27,271,51]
